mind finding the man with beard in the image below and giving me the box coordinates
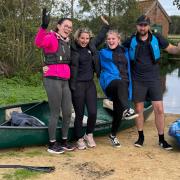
[123,15,180,150]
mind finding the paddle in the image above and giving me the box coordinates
[0,165,55,173]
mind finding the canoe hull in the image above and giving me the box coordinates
[0,99,152,149]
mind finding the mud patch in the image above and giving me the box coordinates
[71,161,114,179]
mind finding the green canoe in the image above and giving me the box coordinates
[0,98,152,149]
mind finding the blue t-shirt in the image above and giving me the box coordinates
[123,33,169,82]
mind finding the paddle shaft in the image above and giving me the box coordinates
[0,165,55,173]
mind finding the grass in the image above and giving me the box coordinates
[2,169,42,180]
[0,77,47,106]
[0,148,54,159]
[0,75,104,106]
[0,151,22,158]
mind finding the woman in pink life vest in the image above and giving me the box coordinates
[35,9,74,154]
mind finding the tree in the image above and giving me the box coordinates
[51,0,80,19]
[79,0,131,18]
[0,0,55,76]
[169,16,180,34]
[78,0,139,38]
[173,0,180,10]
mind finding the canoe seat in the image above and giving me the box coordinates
[5,107,22,121]
[103,99,113,111]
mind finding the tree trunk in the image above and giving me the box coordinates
[71,0,74,18]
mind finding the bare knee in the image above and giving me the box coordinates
[154,106,164,115]
[135,102,144,114]
[153,102,164,115]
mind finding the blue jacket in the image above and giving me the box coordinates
[99,47,132,100]
[129,34,161,62]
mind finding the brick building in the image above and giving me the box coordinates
[137,0,171,37]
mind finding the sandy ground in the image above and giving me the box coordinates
[0,113,180,180]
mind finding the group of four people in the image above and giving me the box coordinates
[35,9,180,154]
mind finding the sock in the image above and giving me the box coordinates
[159,134,164,142]
[49,140,56,146]
[138,131,144,140]
[110,133,116,137]
[61,138,67,145]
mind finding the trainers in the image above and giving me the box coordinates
[47,142,65,154]
[159,140,173,150]
[84,133,96,148]
[109,134,121,148]
[122,108,139,120]
[134,138,144,147]
[61,143,76,151]
[77,138,87,150]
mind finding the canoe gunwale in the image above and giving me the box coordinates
[0,104,153,130]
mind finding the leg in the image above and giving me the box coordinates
[152,100,172,150]
[133,81,147,147]
[61,81,75,151]
[116,80,129,111]
[43,78,64,154]
[148,81,164,134]
[72,82,86,140]
[106,80,124,136]
[105,80,125,147]
[134,102,145,147]
[134,102,144,131]
[109,97,122,147]
[146,80,172,150]
[152,101,164,135]
[85,81,97,135]
[43,78,62,141]
[84,81,97,147]
[111,99,123,136]
[61,81,72,139]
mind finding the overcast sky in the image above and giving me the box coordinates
[159,0,180,16]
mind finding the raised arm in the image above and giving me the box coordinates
[34,8,51,48]
[165,42,180,55]
[93,16,110,47]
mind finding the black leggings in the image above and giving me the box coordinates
[106,79,129,136]
[72,80,97,140]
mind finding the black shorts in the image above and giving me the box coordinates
[132,80,163,102]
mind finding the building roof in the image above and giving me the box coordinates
[137,0,171,23]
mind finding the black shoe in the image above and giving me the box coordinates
[134,138,144,147]
[159,140,173,150]
[109,134,121,148]
[122,108,139,120]
[47,142,65,154]
[61,143,76,151]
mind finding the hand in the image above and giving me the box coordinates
[101,16,109,25]
[43,66,49,73]
[41,8,50,29]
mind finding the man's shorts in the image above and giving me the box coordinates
[132,80,163,102]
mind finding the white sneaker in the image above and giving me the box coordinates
[122,108,139,120]
[77,138,87,150]
[84,133,96,148]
